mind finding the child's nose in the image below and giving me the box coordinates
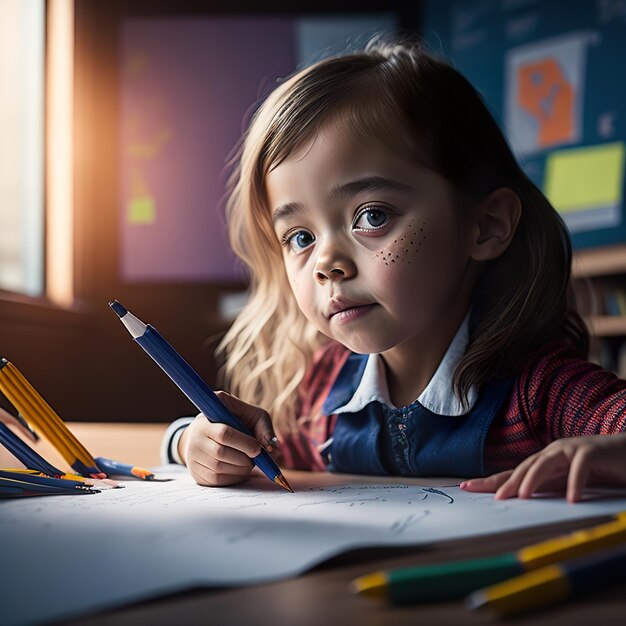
[314,244,356,284]
[315,267,346,283]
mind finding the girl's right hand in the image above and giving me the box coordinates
[177,391,279,487]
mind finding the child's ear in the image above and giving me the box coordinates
[468,187,521,261]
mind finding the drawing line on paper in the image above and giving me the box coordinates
[420,487,454,504]
[390,510,431,535]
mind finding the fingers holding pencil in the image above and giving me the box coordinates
[216,392,280,455]
[110,300,292,492]
[180,418,255,487]
[180,392,280,487]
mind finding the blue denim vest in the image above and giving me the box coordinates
[322,353,513,477]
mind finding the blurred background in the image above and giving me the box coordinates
[1,0,625,423]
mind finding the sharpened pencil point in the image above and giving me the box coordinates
[109,300,127,318]
[274,474,294,492]
[466,590,487,610]
[131,467,155,480]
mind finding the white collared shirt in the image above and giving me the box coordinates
[332,315,478,417]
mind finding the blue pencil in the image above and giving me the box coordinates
[0,473,98,498]
[0,478,96,497]
[95,456,155,480]
[109,300,293,493]
[0,469,89,490]
[0,422,63,477]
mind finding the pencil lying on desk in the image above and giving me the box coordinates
[95,456,155,480]
[0,469,91,490]
[0,360,152,483]
[467,546,626,616]
[0,481,96,497]
[0,469,99,497]
[0,358,106,478]
[109,300,293,493]
[0,423,109,486]
[351,512,626,604]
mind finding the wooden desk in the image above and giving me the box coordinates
[23,424,626,625]
[28,422,166,471]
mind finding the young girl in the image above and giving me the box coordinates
[162,36,626,502]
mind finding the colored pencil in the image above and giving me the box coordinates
[0,359,105,478]
[351,512,626,603]
[0,368,76,462]
[0,422,64,476]
[1,360,95,465]
[0,487,96,498]
[1,468,94,484]
[0,469,91,490]
[0,471,99,498]
[467,546,626,615]
[95,456,155,480]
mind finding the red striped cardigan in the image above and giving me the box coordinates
[278,340,626,475]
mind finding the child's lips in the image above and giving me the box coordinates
[326,299,377,321]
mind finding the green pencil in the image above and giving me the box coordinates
[350,512,626,604]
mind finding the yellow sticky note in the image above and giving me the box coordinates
[544,142,625,214]
[128,196,155,224]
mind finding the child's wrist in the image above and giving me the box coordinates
[173,426,189,465]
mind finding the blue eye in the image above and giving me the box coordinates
[282,229,315,251]
[354,208,389,230]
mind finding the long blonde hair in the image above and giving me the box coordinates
[217,36,587,430]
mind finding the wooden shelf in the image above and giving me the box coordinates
[573,244,626,278]
[585,316,626,337]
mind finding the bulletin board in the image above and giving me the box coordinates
[423,0,626,249]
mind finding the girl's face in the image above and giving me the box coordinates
[266,123,479,358]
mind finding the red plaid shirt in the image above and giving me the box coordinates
[279,340,626,475]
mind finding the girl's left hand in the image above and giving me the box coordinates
[460,433,626,503]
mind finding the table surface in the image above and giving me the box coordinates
[17,423,626,626]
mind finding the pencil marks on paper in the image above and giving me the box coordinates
[390,510,431,535]
[420,487,455,504]
[4,467,626,626]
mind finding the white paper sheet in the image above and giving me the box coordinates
[2,466,626,625]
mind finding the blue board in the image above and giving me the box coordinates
[423,0,626,249]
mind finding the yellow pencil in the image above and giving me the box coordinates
[0,370,77,463]
[1,468,92,483]
[5,469,121,489]
[0,359,105,477]
[3,361,95,465]
[352,512,626,604]
[467,546,626,616]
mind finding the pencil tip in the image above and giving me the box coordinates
[109,300,127,318]
[465,590,487,611]
[274,474,294,492]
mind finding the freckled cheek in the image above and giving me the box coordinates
[373,221,427,272]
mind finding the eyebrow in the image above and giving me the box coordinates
[271,175,414,225]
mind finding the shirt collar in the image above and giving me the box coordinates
[332,314,478,417]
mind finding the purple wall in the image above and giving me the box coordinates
[120,18,296,282]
